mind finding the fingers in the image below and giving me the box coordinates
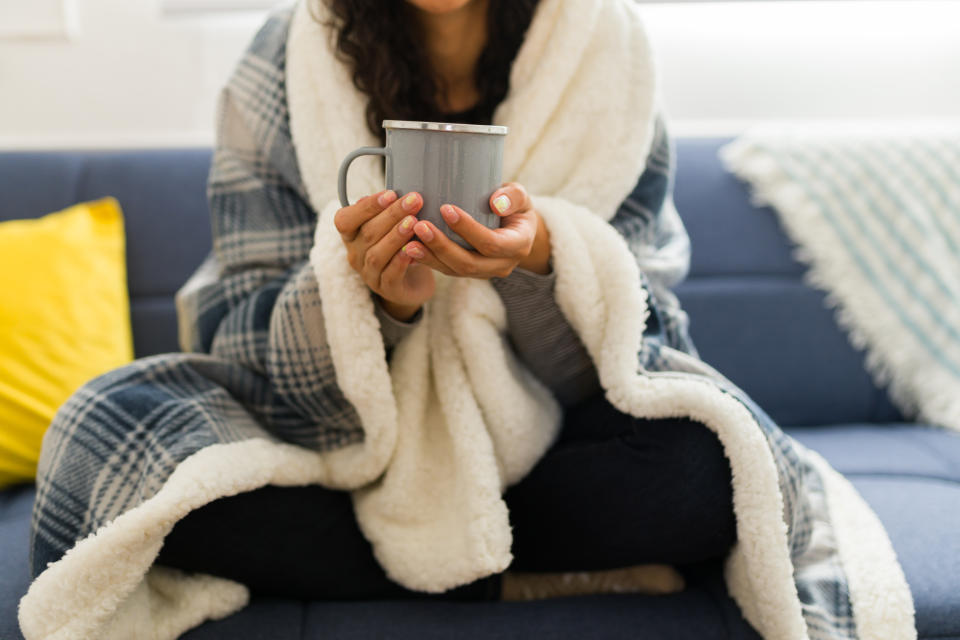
[378,245,415,292]
[401,241,456,276]
[489,182,531,218]
[340,190,423,282]
[361,192,421,253]
[339,182,535,283]
[411,218,515,278]
[334,189,395,241]
[335,190,423,244]
[363,207,420,283]
[438,203,531,259]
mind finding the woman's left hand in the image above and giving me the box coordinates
[403,182,545,279]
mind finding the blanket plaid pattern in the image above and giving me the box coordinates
[29,8,861,638]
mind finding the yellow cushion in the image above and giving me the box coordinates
[0,198,133,488]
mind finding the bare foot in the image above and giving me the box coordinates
[500,564,685,601]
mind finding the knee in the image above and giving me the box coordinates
[42,360,145,448]
[54,354,223,428]
[675,420,731,489]
[622,418,737,548]
[662,420,733,505]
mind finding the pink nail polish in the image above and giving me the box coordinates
[415,221,434,241]
[402,193,419,212]
[442,205,460,223]
[378,190,396,207]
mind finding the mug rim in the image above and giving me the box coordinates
[382,120,508,136]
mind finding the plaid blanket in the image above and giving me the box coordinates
[20,3,914,639]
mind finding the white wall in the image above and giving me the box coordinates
[641,0,960,135]
[0,0,261,148]
[0,0,958,149]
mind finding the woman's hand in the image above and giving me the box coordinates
[404,182,551,278]
[334,189,436,318]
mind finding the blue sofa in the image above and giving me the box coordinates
[1,140,957,639]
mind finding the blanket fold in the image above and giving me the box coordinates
[19,2,917,639]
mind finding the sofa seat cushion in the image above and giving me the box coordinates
[787,424,960,640]
[787,424,960,483]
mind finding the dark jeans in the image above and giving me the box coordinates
[155,391,737,602]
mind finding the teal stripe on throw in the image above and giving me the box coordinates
[789,143,960,352]
[822,142,960,301]
[922,137,960,204]
[879,139,960,256]
[759,144,960,378]
[837,140,931,233]
[907,139,960,226]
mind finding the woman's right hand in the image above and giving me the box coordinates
[334,189,436,317]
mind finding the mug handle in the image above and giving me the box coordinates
[338,146,390,207]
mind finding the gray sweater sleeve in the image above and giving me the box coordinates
[371,267,600,408]
[372,291,424,351]
[489,262,601,408]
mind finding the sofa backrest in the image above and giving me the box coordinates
[0,142,903,427]
[672,139,903,427]
[0,149,212,359]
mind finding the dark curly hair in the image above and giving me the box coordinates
[314,0,541,146]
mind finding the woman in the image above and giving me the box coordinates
[22,1,918,636]
[154,0,737,601]
[24,0,745,632]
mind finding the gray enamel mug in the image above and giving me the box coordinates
[338,120,509,251]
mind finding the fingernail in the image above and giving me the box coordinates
[378,190,396,207]
[441,205,460,223]
[414,221,434,241]
[492,194,511,214]
[400,216,415,232]
[402,193,419,212]
[404,245,424,259]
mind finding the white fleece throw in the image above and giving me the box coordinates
[721,126,960,433]
[18,2,918,639]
